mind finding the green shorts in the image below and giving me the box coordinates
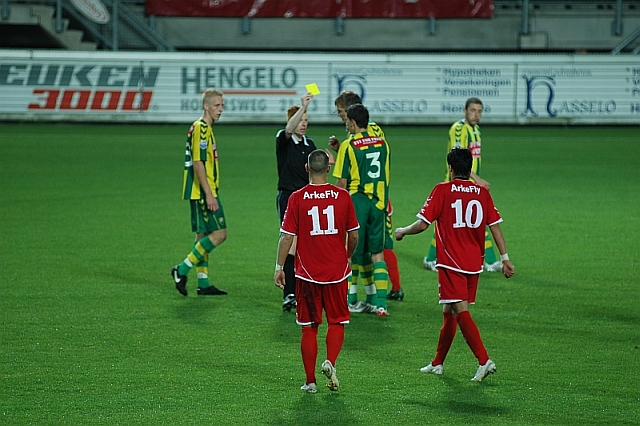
[351,192,386,265]
[190,197,227,234]
[384,210,394,250]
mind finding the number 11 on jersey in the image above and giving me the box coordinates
[308,205,338,235]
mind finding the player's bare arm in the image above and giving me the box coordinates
[489,223,515,278]
[193,161,218,212]
[346,229,358,260]
[335,178,348,189]
[274,233,295,289]
[325,149,336,165]
[285,93,313,138]
[395,219,429,241]
[471,172,491,191]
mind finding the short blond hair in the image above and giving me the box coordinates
[202,88,224,106]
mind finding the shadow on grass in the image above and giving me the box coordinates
[272,312,302,343]
[270,392,357,425]
[174,296,221,326]
[405,375,510,420]
[343,313,395,351]
[582,308,640,327]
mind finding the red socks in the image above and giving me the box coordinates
[432,311,457,366]
[301,326,318,384]
[456,310,489,365]
[326,324,345,365]
[301,324,345,385]
[384,249,401,291]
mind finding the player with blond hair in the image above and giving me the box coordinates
[171,88,228,296]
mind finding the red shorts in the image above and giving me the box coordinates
[437,268,479,304]
[295,278,350,326]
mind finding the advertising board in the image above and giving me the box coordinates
[1,50,638,124]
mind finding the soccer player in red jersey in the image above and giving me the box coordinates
[424,97,502,273]
[395,148,515,382]
[384,199,403,300]
[274,149,359,393]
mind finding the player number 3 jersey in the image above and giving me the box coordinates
[333,132,390,211]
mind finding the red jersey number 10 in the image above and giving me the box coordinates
[451,199,484,229]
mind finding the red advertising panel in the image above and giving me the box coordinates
[146,0,493,19]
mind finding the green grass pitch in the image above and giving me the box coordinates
[1,123,639,425]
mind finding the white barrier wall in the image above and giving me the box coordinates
[1,50,639,125]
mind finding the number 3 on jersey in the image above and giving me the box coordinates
[308,205,338,235]
[366,152,381,178]
[451,199,483,229]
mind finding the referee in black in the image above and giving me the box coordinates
[275,92,316,311]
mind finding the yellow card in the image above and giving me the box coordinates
[305,83,321,95]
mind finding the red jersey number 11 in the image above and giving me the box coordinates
[308,205,338,235]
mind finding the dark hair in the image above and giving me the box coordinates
[465,97,483,110]
[334,91,362,108]
[308,149,329,174]
[447,148,472,179]
[346,103,369,129]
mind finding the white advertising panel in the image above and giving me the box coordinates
[0,50,638,124]
[516,60,639,123]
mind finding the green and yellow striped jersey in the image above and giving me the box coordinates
[182,118,219,200]
[333,130,390,211]
[366,121,386,141]
[445,119,481,181]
